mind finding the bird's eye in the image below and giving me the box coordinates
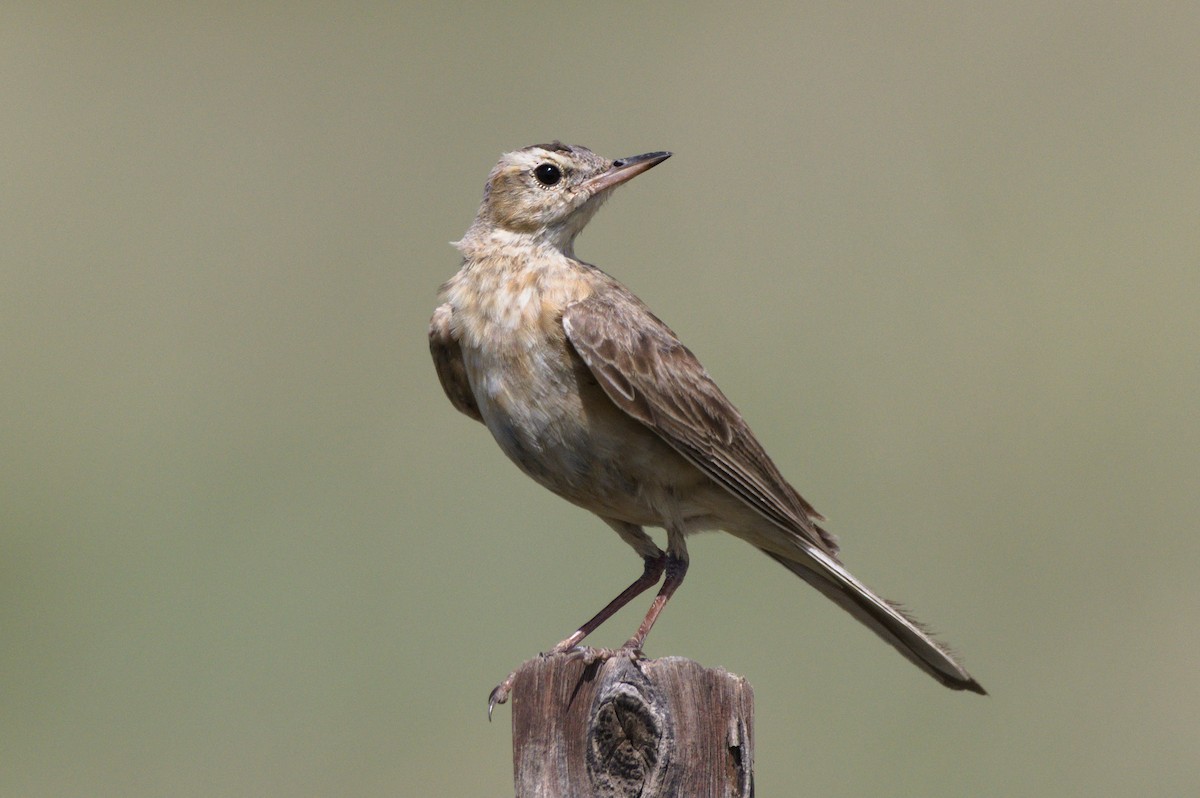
[534,163,562,186]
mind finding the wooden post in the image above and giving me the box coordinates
[508,653,754,797]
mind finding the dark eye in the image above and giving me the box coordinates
[534,163,562,186]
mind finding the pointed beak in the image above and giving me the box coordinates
[582,151,672,195]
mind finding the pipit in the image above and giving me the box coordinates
[430,142,984,714]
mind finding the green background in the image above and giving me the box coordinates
[4,3,1198,796]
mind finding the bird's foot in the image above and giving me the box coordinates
[487,645,645,720]
[487,672,517,721]
[485,648,588,720]
[564,643,645,665]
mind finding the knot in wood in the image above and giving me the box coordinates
[586,676,669,797]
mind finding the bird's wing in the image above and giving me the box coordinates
[429,303,483,422]
[562,286,839,556]
[564,282,984,694]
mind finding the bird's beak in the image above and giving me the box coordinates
[582,151,672,195]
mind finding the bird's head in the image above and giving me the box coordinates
[463,142,671,254]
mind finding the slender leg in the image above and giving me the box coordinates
[488,547,666,719]
[487,523,687,718]
[547,552,667,653]
[620,552,689,652]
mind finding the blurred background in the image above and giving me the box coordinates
[3,3,1197,796]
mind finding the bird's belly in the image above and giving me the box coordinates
[465,343,702,525]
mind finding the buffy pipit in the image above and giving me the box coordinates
[430,142,984,713]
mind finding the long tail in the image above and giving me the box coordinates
[762,544,985,694]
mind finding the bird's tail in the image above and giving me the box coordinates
[762,544,985,694]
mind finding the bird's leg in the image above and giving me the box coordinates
[620,551,689,652]
[548,551,667,654]
[570,550,689,666]
[487,551,666,719]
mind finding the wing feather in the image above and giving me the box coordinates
[429,303,483,422]
[563,287,839,556]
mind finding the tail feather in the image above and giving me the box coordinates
[763,545,985,694]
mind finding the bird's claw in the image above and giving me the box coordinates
[487,673,517,721]
[488,646,646,720]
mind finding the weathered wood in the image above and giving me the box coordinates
[508,653,754,797]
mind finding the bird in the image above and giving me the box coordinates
[429,142,984,714]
